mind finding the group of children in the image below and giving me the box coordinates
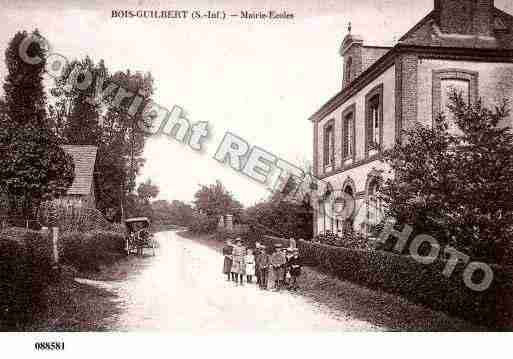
[222,238,302,291]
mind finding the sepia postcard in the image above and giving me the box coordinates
[1,0,513,357]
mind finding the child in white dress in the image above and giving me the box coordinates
[245,249,256,283]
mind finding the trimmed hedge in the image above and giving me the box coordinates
[261,235,292,250]
[0,229,53,329]
[59,230,126,271]
[0,228,125,329]
[297,240,512,329]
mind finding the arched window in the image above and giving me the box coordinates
[345,57,352,85]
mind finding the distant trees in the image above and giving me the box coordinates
[193,180,243,220]
[0,30,74,219]
[188,180,244,234]
[137,179,159,202]
[152,199,194,227]
[124,179,159,219]
[243,191,313,239]
[380,92,513,263]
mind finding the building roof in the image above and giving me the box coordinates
[398,8,513,49]
[308,5,513,123]
[61,145,98,196]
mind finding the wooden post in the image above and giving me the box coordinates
[52,226,59,264]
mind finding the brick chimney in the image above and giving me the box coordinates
[434,0,494,36]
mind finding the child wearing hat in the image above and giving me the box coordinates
[256,245,269,289]
[269,244,286,291]
[231,238,246,285]
[222,240,233,281]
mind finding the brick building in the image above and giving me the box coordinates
[309,0,513,237]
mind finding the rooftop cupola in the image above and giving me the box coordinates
[340,23,364,89]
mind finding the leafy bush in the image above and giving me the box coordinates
[38,200,116,233]
[379,93,513,264]
[59,230,125,271]
[243,196,313,240]
[297,240,511,328]
[0,227,125,329]
[189,213,218,234]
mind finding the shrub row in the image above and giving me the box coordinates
[296,240,512,329]
[38,200,117,232]
[0,229,53,329]
[0,228,125,329]
[314,230,374,251]
[261,235,293,250]
[59,230,126,271]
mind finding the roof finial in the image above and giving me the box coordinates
[348,21,352,34]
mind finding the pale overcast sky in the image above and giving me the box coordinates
[1,0,512,206]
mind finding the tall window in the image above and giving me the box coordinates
[369,95,380,148]
[345,57,353,86]
[323,121,334,167]
[342,112,354,158]
[365,84,383,155]
[433,69,478,134]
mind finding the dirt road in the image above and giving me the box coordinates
[69,231,480,331]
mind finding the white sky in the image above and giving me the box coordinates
[1,0,512,206]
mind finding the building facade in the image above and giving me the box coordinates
[310,0,513,237]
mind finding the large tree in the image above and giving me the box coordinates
[0,30,74,219]
[96,70,154,220]
[60,57,104,145]
[50,59,154,221]
[380,92,513,262]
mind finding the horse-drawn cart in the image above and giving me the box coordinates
[124,217,158,256]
